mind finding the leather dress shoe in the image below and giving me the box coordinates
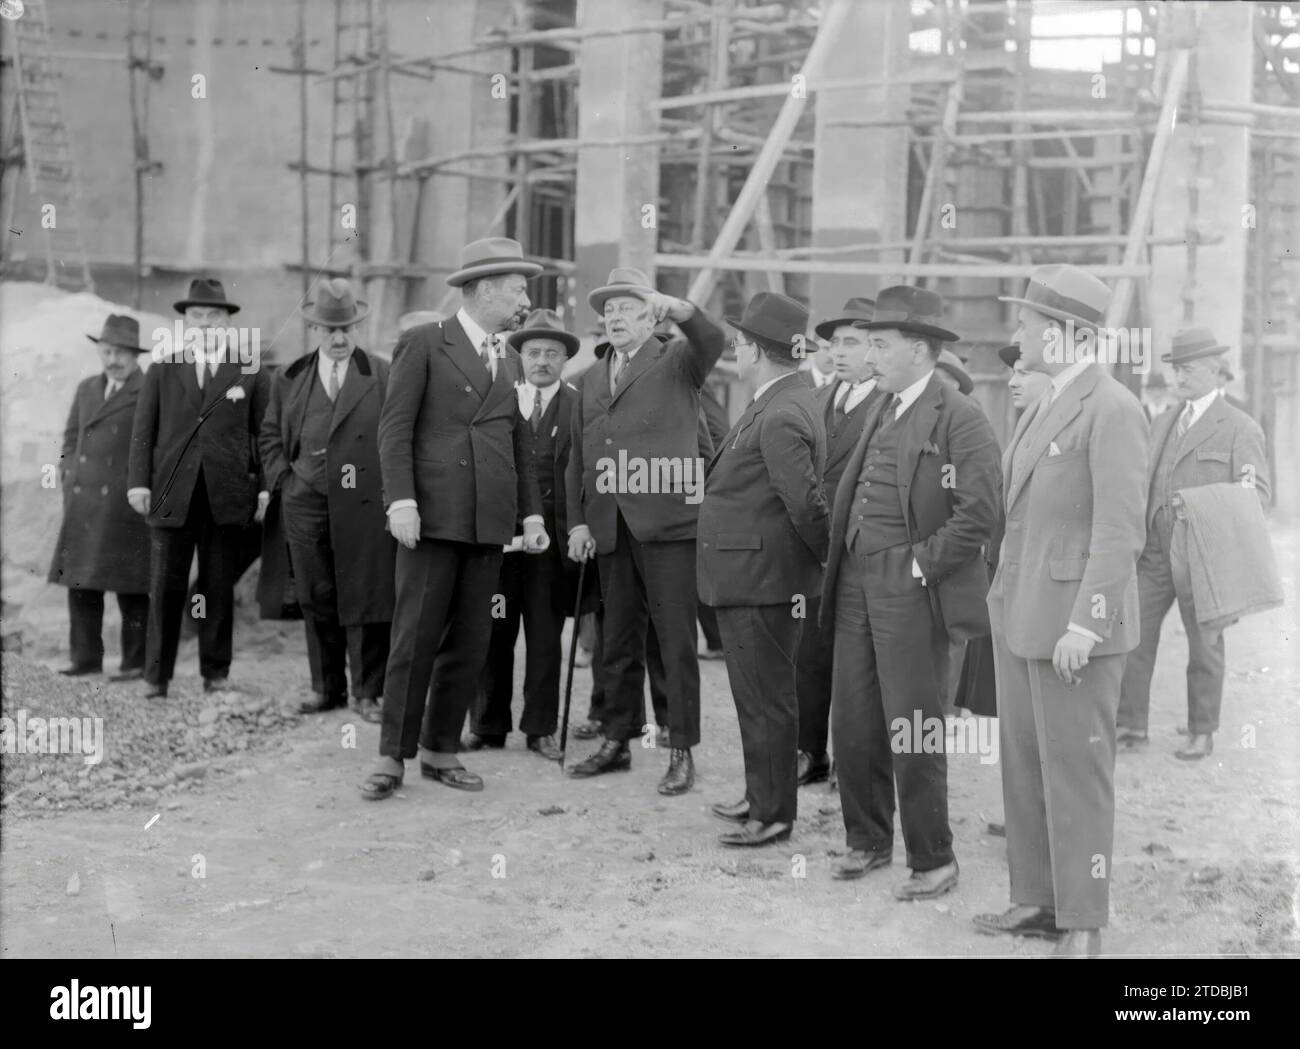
[657,748,694,795]
[893,860,959,901]
[143,682,168,700]
[699,647,725,661]
[571,719,602,741]
[1053,929,1101,957]
[1117,728,1149,750]
[711,799,750,824]
[420,763,484,791]
[527,734,562,761]
[352,697,382,724]
[360,768,403,801]
[972,905,1061,940]
[1175,733,1213,760]
[298,691,347,714]
[797,750,831,786]
[58,665,101,677]
[463,732,506,751]
[109,668,144,682]
[831,849,891,880]
[203,676,231,693]
[719,820,792,848]
[569,739,630,777]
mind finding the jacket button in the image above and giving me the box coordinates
[465,385,472,393]
[79,455,87,463]
[604,438,612,445]
[73,485,81,493]
[101,485,109,496]
[460,458,468,466]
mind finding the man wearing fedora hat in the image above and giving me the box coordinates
[973,264,1148,956]
[564,267,725,794]
[793,296,883,787]
[362,238,546,800]
[701,292,830,846]
[1116,327,1269,761]
[48,315,152,680]
[259,278,396,724]
[128,277,271,698]
[466,309,594,761]
[821,285,1000,901]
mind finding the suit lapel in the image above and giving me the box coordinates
[328,350,375,438]
[442,318,492,399]
[1174,398,1227,464]
[474,347,518,421]
[1148,405,1179,479]
[608,336,660,407]
[1005,364,1098,510]
[177,356,203,409]
[89,367,143,425]
[895,377,943,521]
[203,360,243,408]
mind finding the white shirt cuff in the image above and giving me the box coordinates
[127,487,150,499]
[387,499,417,516]
[522,515,544,526]
[1067,622,1103,644]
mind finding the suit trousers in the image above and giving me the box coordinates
[596,511,700,747]
[795,595,833,757]
[1117,510,1225,734]
[475,548,564,738]
[145,475,242,686]
[282,481,390,701]
[993,626,1122,929]
[586,606,669,733]
[716,605,801,824]
[67,588,148,673]
[831,539,954,870]
[380,538,502,760]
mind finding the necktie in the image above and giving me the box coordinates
[834,384,849,419]
[530,390,544,432]
[104,380,117,402]
[328,361,340,402]
[481,336,496,378]
[610,351,628,396]
[1177,402,1193,438]
[882,393,901,426]
[197,361,208,390]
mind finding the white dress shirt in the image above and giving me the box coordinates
[752,373,789,403]
[1048,356,1094,403]
[892,369,935,419]
[517,379,560,420]
[834,377,877,414]
[318,352,348,396]
[806,365,834,389]
[1180,388,1219,431]
[456,307,499,381]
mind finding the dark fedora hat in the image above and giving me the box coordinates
[588,267,657,315]
[813,296,876,340]
[507,308,580,358]
[725,292,811,355]
[998,264,1109,329]
[174,276,241,315]
[446,237,542,288]
[301,278,369,328]
[997,344,1020,369]
[86,314,148,354]
[1161,326,1231,365]
[854,285,958,342]
[935,348,974,395]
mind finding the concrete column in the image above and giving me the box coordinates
[808,0,910,323]
[572,0,663,324]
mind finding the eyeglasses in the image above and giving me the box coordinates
[603,303,648,319]
[523,348,566,361]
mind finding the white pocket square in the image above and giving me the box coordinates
[1048,441,1062,457]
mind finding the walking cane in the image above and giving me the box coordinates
[558,557,588,772]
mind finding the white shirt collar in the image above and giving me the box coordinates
[517,379,560,415]
[317,351,349,391]
[835,376,877,409]
[1049,356,1094,402]
[752,372,795,403]
[893,369,935,417]
[456,308,495,354]
[807,366,834,388]
[1182,388,1219,428]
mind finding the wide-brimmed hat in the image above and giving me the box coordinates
[935,348,973,395]
[588,267,656,315]
[999,264,1110,329]
[86,314,148,354]
[854,285,958,342]
[174,276,240,315]
[507,308,580,358]
[725,292,810,356]
[997,344,1020,369]
[813,296,876,340]
[446,237,542,288]
[301,278,369,328]
[1161,326,1231,365]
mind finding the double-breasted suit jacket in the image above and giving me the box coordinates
[259,348,396,626]
[378,316,541,543]
[49,369,152,594]
[823,375,1002,642]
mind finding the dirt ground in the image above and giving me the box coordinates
[2,524,1297,958]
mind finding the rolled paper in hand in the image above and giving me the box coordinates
[503,535,525,553]
[527,529,551,552]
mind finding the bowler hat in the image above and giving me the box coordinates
[725,292,810,356]
[301,278,369,328]
[854,285,958,342]
[998,264,1110,329]
[86,314,148,354]
[997,344,1020,369]
[174,276,241,315]
[1161,326,1231,365]
[813,296,876,340]
[935,348,973,395]
[588,267,656,315]
[446,237,542,288]
[507,308,580,358]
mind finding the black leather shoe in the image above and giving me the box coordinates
[797,750,831,786]
[719,820,792,848]
[972,905,1061,940]
[711,799,750,824]
[527,734,562,761]
[143,682,168,700]
[657,748,694,795]
[360,770,403,801]
[203,676,231,693]
[463,732,507,751]
[109,668,144,682]
[1175,733,1213,760]
[831,849,892,880]
[1053,929,1101,957]
[298,691,347,714]
[569,739,630,777]
[572,720,603,741]
[58,665,101,677]
[353,697,382,724]
[893,860,959,901]
[419,764,484,791]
